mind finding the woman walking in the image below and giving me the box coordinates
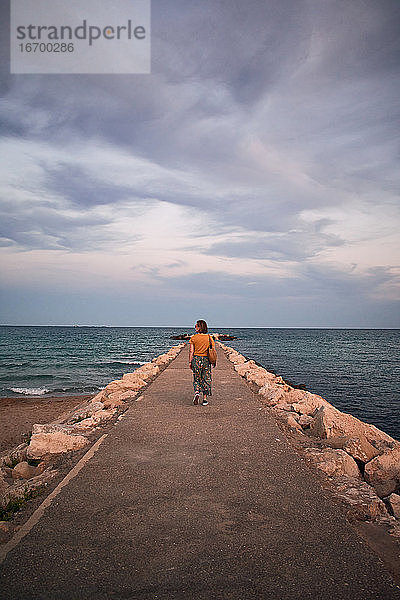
[189,319,216,405]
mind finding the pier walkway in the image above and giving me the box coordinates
[1,346,399,599]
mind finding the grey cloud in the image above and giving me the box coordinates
[0,193,139,252]
[203,229,344,262]
[47,164,134,208]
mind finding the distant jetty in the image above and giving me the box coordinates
[171,333,237,341]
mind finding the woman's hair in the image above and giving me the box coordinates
[196,319,208,333]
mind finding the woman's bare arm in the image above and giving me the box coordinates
[189,343,194,368]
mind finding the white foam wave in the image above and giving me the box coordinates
[10,387,50,396]
[117,360,148,365]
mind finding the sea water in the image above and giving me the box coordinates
[0,326,398,440]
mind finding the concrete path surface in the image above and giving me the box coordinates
[1,345,399,599]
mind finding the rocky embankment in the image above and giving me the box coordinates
[220,343,400,535]
[0,344,185,536]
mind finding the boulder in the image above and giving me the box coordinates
[305,448,361,479]
[292,392,331,417]
[246,367,276,388]
[298,415,314,428]
[258,384,286,406]
[1,469,58,505]
[135,363,160,377]
[309,406,395,452]
[73,408,117,431]
[364,446,400,497]
[362,423,397,452]
[234,361,255,377]
[342,436,380,464]
[117,390,139,401]
[27,426,89,459]
[2,443,28,467]
[66,401,104,424]
[104,376,146,395]
[330,476,388,521]
[230,353,246,365]
[274,401,294,412]
[71,417,96,431]
[286,414,303,433]
[386,493,400,519]
[91,391,107,403]
[285,388,307,406]
[91,408,117,424]
[102,396,126,409]
[152,354,170,366]
[121,374,147,388]
[12,461,37,480]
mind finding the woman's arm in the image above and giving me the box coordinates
[189,342,194,368]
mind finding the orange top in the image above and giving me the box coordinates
[190,333,215,357]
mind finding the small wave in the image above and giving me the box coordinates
[52,386,103,395]
[117,360,148,365]
[10,387,50,396]
[98,360,148,368]
[0,374,55,382]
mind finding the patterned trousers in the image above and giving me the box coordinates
[191,355,212,396]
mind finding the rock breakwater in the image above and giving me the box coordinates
[0,343,185,535]
[220,342,400,534]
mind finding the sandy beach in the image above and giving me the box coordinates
[0,395,92,453]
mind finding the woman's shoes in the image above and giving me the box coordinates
[193,393,208,405]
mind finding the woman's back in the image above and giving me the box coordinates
[190,333,214,356]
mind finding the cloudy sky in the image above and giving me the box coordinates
[0,0,399,327]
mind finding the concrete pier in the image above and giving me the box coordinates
[1,345,399,599]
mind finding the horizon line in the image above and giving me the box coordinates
[0,324,399,330]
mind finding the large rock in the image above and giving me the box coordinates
[292,393,331,417]
[342,436,380,464]
[104,376,146,396]
[134,363,160,379]
[386,493,400,519]
[73,408,117,431]
[27,425,89,459]
[258,384,286,406]
[121,374,147,388]
[152,354,170,366]
[364,446,400,497]
[329,476,388,521]
[309,405,396,453]
[117,390,139,401]
[102,396,126,409]
[66,401,104,424]
[248,368,277,388]
[2,443,28,467]
[305,448,361,479]
[298,415,314,428]
[284,388,307,406]
[1,469,58,505]
[234,361,255,377]
[285,414,304,433]
[229,353,246,365]
[12,461,37,480]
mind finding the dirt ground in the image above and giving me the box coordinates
[0,396,92,453]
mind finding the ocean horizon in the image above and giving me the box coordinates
[0,325,398,440]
